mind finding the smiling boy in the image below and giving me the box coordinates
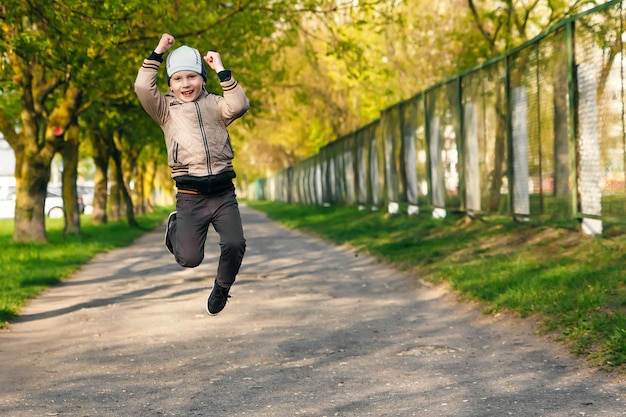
[134,34,250,316]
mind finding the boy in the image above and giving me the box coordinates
[134,34,250,315]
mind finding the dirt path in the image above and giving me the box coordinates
[0,205,623,417]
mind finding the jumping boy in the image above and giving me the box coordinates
[134,33,249,315]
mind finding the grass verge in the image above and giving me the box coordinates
[244,200,626,372]
[0,206,172,329]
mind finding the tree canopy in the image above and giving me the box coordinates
[0,0,606,241]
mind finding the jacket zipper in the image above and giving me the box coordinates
[194,102,212,174]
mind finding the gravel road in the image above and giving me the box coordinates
[0,204,623,417]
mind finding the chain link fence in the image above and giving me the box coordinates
[248,0,626,234]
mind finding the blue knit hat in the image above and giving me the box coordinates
[166,45,207,84]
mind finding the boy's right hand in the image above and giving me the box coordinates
[155,34,175,54]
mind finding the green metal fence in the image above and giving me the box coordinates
[248,0,626,234]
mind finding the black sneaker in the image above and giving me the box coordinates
[206,281,231,315]
[165,211,176,255]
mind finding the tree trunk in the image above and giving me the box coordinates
[135,163,146,216]
[91,160,109,225]
[90,130,111,225]
[60,123,81,235]
[0,109,49,242]
[108,158,121,222]
[10,62,64,242]
[122,149,139,215]
[13,146,52,243]
[144,159,158,213]
[111,139,138,227]
[553,63,570,197]
[487,87,507,212]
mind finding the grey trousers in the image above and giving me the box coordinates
[167,189,246,289]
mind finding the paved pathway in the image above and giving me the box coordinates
[0,205,623,416]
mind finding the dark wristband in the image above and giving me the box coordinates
[217,70,232,82]
[148,51,164,62]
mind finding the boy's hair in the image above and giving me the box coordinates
[166,45,207,84]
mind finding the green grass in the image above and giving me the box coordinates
[0,206,172,328]
[244,200,626,372]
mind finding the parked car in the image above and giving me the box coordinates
[0,190,84,219]
[47,186,85,215]
[0,194,15,219]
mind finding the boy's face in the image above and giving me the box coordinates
[169,70,205,103]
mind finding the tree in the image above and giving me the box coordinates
[0,0,143,242]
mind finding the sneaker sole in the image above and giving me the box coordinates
[165,211,176,255]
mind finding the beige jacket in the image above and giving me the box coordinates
[134,58,249,178]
